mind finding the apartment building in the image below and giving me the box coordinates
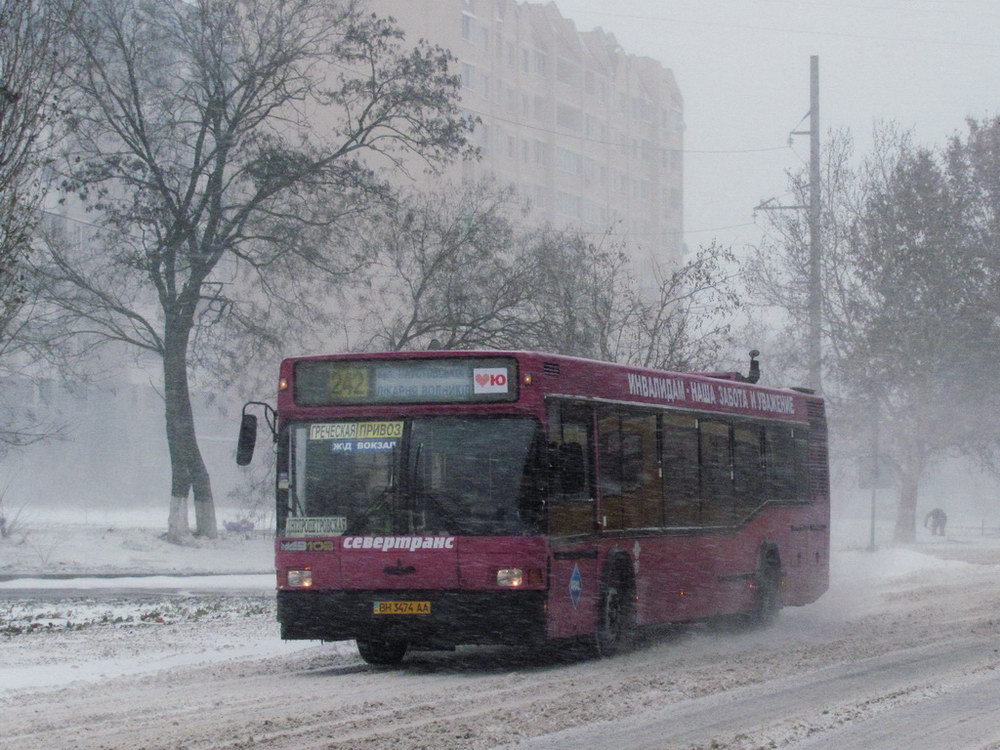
[369,0,685,269]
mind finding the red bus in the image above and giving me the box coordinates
[237,350,829,665]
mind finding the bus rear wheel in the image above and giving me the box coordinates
[357,638,408,666]
[749,562,782,627]
[595,569,635,657]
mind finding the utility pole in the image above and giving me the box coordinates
[756,56,822,392]
[807,56,821,392]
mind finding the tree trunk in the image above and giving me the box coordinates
[893,471,920,543]
[893,441,925,544]
[191,445,217,538]
[167,494,191,542]
[163,319,217,541]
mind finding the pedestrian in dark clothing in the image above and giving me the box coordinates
[924,508,947,536]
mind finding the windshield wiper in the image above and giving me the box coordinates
[346,443,399,535]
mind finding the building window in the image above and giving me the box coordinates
[462,13,474,41]
[633,97,654,123]
[461,62,476,90]
[556,191,582,219]
[556,103,582,131]
[533,140,548,167]
[555,146,581,175]
[533,95,549,123]
[556,58,580,87]
[533,184,550,211]
[533,49,547,77]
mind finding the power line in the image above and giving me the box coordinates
[558,7,1000,50]
[464,104,791,155]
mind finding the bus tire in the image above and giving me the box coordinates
[357,638,408,666]
[750,556,782,627]
[594,561,635,657]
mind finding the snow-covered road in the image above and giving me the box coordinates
[1,545,999,749]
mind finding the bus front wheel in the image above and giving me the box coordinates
[357,638,408,666]
[595,567,635,657]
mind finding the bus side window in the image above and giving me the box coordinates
[700,419,736,525]
[596,405,661,531]
[516,426,550,533]
[556,442,587,496]
[621,409,661,529]
[734,424,765,516]
[792,427,810,501]
[766,424,795,500]
[597,405,624,531]
[662,413,699,525]
[547,402,596,536]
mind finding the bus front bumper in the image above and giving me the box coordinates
[277,589,547,647]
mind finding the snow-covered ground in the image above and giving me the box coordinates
[2,512,1000,749]
[0,507,273,578]
[0,508,290,698]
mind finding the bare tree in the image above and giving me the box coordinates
[0,0,77,454]
[749,121,1000,543]
[32,0,473,541]
[0,0,67,343]
[347,182,533,351]
[347,181,741,371]
[523,232,740,370]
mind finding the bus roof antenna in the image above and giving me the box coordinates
[745,350,761,384]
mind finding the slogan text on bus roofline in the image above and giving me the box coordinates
[626,373,795,415]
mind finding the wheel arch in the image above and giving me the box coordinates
[601,546,636,591]
[758,540,781,571]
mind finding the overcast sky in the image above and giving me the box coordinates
[553,0,1000,253]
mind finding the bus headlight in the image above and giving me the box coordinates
[287,569,313,588]
[496,568,524,587]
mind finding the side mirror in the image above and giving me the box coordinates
[236,413,258,466]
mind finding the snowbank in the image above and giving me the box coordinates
[0,511,272,579]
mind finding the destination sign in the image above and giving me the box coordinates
[294,357,518,405]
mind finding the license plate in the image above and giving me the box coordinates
[372,600,431,615]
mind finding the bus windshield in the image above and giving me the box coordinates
[288,416,543,537]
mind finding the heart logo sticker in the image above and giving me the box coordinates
[473,368,509,394]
